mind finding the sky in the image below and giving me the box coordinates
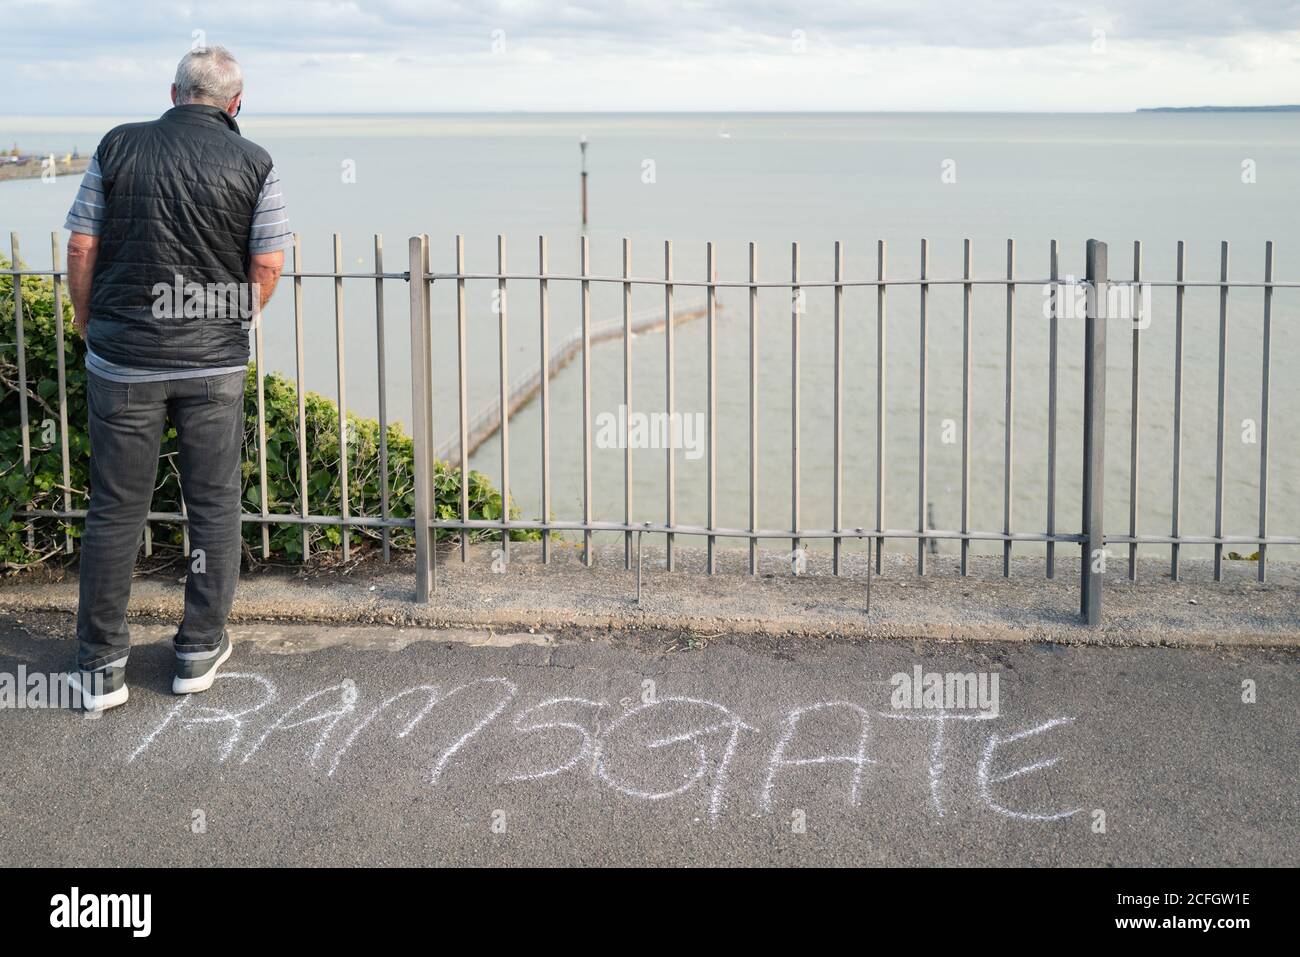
[2,0,1298,113]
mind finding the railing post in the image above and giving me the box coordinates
[409,235,432,602]
[1081,239,1107,626]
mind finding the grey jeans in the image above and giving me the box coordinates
[76,369,246,670]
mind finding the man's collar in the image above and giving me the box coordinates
[163,103,241,136]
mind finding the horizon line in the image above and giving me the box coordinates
[1,107,1276,118]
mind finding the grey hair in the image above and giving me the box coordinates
[174,45,243,107]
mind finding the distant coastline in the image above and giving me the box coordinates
[0,155,89,183]
[1138,105,1300,113]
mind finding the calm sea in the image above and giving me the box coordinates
[3,112,1298,562]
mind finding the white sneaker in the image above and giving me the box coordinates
[67,668,129,712]
[172,632,233,694]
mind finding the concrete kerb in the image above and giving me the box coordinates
[1,542,1297,650]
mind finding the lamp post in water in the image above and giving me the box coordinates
[579,135,588,227]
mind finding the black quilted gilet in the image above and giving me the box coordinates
[88,104,273,369]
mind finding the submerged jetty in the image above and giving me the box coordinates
[436,302,713,463]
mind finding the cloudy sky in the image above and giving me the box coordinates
[3,0,1298,113]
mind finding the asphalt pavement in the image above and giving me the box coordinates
[0,612,1295,866]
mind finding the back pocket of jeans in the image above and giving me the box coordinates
[206,370,247,404]
[88,374,130,419]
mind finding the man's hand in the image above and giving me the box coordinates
[66,232,99,338]
[249,250,284,313]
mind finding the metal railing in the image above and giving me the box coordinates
[6,231,413,566]
[6,232,1295,627]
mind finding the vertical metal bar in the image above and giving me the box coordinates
[581,235,592,566]
[455,236,469,561]
[1046,239,1059,579]
[623,237,633,570]
[408,236,431,601]
[10,233,33,552]
[664,240,675,571]
[749,241,759,575]
[1081,239,1108,626]
[960,239,972,577]
[876,240,886,574]
[49,234,73,553]
[254,280,270,559]
[422,235,435,587]
[1128,241,1141,581]
[865,532,872,612]
[917,238,929,575]
[1258,241,1274,583]
[1003,239,1015,578]
[1213,241,1229,581]
[706,241,717,574]
[539,236,551,564]
[1170,241,1185,580]
[334,234,350,562]
[497,234,510,564]
[832,241,844,576]
[179,495,190,557]
[292,235,309,561]
[790,242,800,556]
[374,234,391,562]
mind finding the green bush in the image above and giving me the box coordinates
[1,253,531,567]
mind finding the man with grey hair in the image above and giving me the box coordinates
[63,45,291,711]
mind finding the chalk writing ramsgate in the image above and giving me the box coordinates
[128,669,1084,824]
